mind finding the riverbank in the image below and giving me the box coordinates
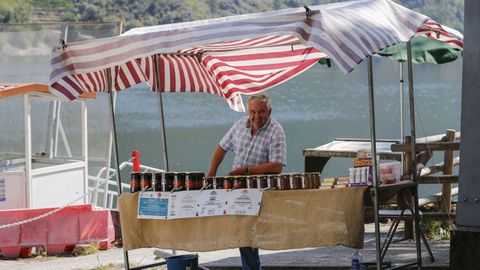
[0,223,450,270]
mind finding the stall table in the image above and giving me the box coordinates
[119,187,368,252]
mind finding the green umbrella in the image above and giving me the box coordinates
[377,35,462,64]
[375,23,463,147]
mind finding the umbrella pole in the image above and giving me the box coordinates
[106,69,131,269]
[400,62,405,172]
[106,69,123,194]
[367,56,382,270]
[407,41,422,270]
[400,62,405,140]
[154,54,170,171]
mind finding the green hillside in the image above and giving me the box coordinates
[0,0,464,31]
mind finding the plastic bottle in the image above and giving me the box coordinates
[132,151,141,173]
[351,249,362,270]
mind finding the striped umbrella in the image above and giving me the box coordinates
[49,0,434,111]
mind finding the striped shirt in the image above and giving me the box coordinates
[220,117,286,169]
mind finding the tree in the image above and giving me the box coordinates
[0,0,31,23]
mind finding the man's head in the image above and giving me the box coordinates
[247,94,272,131]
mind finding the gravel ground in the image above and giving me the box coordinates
[0,224,450,270]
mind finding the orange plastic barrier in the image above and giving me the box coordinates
[0,204,114,257]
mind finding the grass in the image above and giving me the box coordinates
[90,263,121,270]
[421,218,451,240]
[73,243,100,256]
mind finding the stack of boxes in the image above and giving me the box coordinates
[335,176,349,188]
[320,177,336,189]
[320,176,349,189]
[320,150,402,188]
[348,150,373,186]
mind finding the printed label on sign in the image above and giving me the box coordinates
[168,190,200,219]
[225,189,263,216]
[197,189,228,217]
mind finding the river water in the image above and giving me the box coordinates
[0,54,462,196]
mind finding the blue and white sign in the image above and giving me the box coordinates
[137,192,169,219]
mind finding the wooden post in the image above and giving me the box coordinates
[403,136,413,175]
[403,136,413,239]
[441,129,455,213]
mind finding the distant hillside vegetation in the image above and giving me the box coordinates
[0,0,464,32]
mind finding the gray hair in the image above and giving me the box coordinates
[247,94,271,110]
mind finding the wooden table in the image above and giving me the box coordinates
[303,138,402,173]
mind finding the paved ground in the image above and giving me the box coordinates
[0,224,450,270]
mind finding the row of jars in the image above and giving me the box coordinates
[130,171,321,193]
[130,171,205,192]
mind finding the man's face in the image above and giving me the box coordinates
[248,101,271,130]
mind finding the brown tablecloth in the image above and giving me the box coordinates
[119,187,368,251]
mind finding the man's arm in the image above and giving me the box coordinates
[207,145,227,176]
[229,162,283,176]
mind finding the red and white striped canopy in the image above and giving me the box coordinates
[49,0,461,111]
[416,20,463,50]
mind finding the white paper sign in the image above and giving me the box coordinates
[168,190,199,219]
[225,189,263,216]
[197,189,227,217]
[137,189,263,219]
[137,192,169,219]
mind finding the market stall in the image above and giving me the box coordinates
[47,0,464,269]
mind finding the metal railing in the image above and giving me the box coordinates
[88,160,165,210]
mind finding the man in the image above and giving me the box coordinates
[207,94,287,270]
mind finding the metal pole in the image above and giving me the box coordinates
[49,25,70,158]
[400,62,405,173]
[118,21,123,37]
[112,21,132,270]
[400,62,404,140]
[63,24,69,42]
[24,94,32,208]
[103,20,124,208]
[102,91,116,207]
[123,249,130,270]
[154,54,170,171]
[106,68,130,270]
[406,40,422,269]
[153,54,175,256]
[106,69,123,194]
[53,103,62,156]
[98,22,131,270]
[367,56,382,270]
[45,101,56,159]
[81,101,89,204]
